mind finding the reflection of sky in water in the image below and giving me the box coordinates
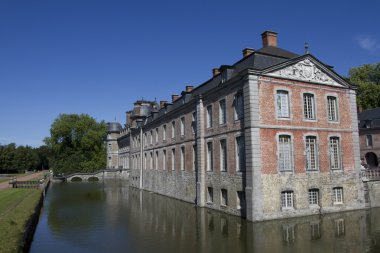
[30,181,380,253]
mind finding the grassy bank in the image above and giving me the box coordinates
[0,188,41,253]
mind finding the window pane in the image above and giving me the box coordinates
[306,136,318,171]
[277,91,289,118]
[279,135,292,171]
[330,137,340,170]
[328,96,338,121]
[303,94,315,119]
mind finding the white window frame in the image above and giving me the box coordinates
[163,149,167,170]
[281,191,294,209]
[237,191,245,210]
[308,189,319,205]
[303,93,316,120]
[234,93,244,120]
[171,121,175,139]
[207,142,213,172]
[192,112,197,134]
[221,189,228,206]
[155,151,158,170]
[278,135,293,172]
[236,136,245,172]
[220,139,227,172]
[180,146,185,171]
[180,117,185,136]
[276,90,290,118]
[333,187,343,204]
[366,135,373,147]
[329,137,341,170]
[305,136,318,171]
[171,148,175,171]
[155,128,159,143]
[206,105,213,128]
[219,99,226,125]
[327,96,338,122]
[207,187,213,203]
[163,125,166,141]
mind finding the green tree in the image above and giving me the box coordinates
[349,62,380,110]
[44,114,107,175]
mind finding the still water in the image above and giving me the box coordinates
[30,181,380,253]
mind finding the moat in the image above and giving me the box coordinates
[30,180,380,253]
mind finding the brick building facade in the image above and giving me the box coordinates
[107,31,365,221]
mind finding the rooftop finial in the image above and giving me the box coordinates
[305,42,309,54]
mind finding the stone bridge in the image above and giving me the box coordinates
[55,169,129,182]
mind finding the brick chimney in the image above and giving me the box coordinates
[160,100,167,108]
[261,31,278,47]
[186,85,194,93]
[242,48,254,57]
[212,68,220,77]
[172,94,179,102]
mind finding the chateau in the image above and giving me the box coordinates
[107,31,365,221]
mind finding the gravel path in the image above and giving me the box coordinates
[0,171,47,190]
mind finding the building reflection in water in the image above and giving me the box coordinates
[38,182,380,253]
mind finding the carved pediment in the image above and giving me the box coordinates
[267,58,342,87]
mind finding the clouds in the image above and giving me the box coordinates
[356,35,380,52]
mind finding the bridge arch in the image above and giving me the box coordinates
[88,176,99,182]
[71,177,83,182]
[365,152,379,169]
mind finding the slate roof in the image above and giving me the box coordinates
[358,108,380,129]
[358,108,380,121]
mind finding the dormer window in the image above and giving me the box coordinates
[221,70,228,83]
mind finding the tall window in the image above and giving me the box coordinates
[144,133,147,146]
[234,93,244,120]
[219,99,226,125]
[144,153,147,170]
[171,148,175,171]
[221,189,228,206]
[155,128,159,143]
[277,90,290,118]
[207,105,213,128]
[171,121,175,138]
[366,135,373,147]
[236,136,245,172]
[309,189,319,205]
[237,191,245,210]
[155,151,158,170]
[150,152,153,169]
[306,136,318,171]
[327,96,338,121]
[330,137,341,170]
[303,93,315,119]
[207,187,213,203]
[180,117,185,136]
[180,146,185,171]
[163,150,167,170]
[192,112,197,134]
[278,135,293,172]
[207,142,213,171]
[192,145,196,171]
[163,125,166,141]
[281,191,294,208]
[150,130,153,145]
[220,139,227,172]
[333,187,343,204]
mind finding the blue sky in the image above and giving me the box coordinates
[0,0,379,147]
